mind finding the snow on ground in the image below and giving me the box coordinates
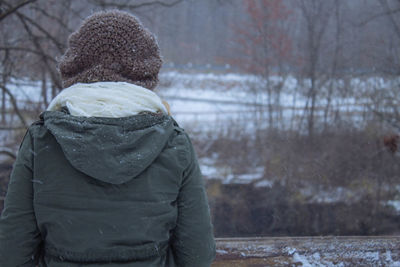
[287,247,400,267]
[299,186,364,204]
[6,71,398,117]
[217,236,400,266]
[199,154,275,186]
[157,71,399,134]
[5,70,397,133]
[291,251,343,267]
[3,71,400,202]
[387,200,400,214]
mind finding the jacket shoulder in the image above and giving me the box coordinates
[17,116,48,152]
[16,117,43,151]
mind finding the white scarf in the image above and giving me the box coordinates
[47,82,168,118]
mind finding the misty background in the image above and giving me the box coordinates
[0,0,400,237]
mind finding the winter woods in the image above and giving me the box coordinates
[0,0,400,237]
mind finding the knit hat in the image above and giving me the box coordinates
[58,10,162,90]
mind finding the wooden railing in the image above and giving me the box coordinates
[213,236,400,266]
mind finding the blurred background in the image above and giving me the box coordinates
[0,0,399,237]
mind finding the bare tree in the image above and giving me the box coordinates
[322,0,344,129]
[298,0,333,138]
[229,0,293,130]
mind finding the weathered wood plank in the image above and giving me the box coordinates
[213,236,400,266]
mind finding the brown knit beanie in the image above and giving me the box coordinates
[58,10,162,90]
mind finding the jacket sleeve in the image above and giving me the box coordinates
[0,129,42,266]
[171,134,216,267]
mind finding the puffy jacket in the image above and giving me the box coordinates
[0,110,216,266]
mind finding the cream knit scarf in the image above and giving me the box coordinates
[47,82,168,118]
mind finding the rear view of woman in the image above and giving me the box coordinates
[0,10,216,267]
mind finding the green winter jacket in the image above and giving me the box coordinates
[0,110,216,266]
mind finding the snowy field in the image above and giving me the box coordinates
[3,72,400,210]
[6,70,396,133]
[157,71,398,133]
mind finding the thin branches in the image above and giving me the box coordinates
[0,84,27,128]
[90,0,184,9]
[31,5,74,33]
[0,46,57,63]
[16,12,62,89]
[378,0,400,39]
[0,0,36,22]
[14,11,66,54]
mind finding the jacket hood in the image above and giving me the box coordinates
[41,110,176,184]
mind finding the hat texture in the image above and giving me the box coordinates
[58,10,162,90]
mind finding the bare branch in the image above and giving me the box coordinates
[359,8,400,26]
[90,0,183,10]
[378,0,400,39]
[0,126,27,130]
[0,48,28,128]
[0,84,28,128]
[0,46,57,63]
[15,12,62,90]
[60,1,87,21]
[15,11,66,54]
[0,0,36,22]
[30,5,74,33]
[0,148,16,159]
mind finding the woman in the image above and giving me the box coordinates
[0,10,216,267]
